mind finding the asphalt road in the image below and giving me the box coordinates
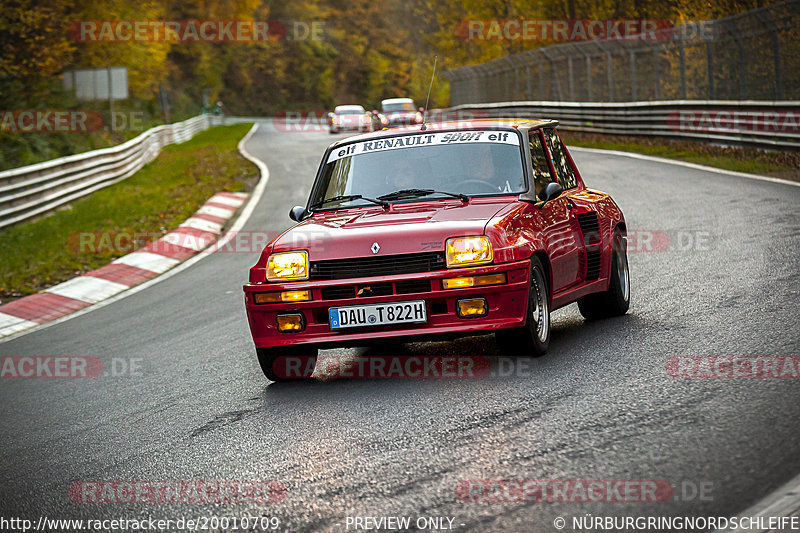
[1,122,799,532]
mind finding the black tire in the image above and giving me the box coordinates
[256,346,318,382]
[496,255,550,357]
[578,229,630,320]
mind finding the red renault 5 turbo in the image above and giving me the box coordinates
[243,119,630,381]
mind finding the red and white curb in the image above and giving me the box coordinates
[0,192,247,339]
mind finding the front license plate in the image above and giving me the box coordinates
[329,300,427,330]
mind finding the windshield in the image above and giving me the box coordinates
[311,131,526,209]
[334,106,365,114]
[382,102,416,112]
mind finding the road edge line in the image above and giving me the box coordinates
[0,122,268,345]
[569,146,800,188]
[716,471,800,532]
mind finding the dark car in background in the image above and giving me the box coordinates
[380,98,424,128]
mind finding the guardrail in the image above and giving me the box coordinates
[0,114,211,230]
[439,100,800,151]
[444,1,800,104]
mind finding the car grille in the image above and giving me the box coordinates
[319,280,433,302]
[320,286,356,300]
[396,279,432,294]
[310,252,446,281]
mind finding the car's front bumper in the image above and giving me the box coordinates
[385,116,421,128]
[243,259,531,349]
[330,121,370,132]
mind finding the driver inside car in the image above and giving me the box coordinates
[459,144,524,193]
[386,160,420,191]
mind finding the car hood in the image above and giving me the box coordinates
[385,111,417,118]
[272,200,511,261]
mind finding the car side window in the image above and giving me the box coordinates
[543,128,577,190]
[528,131,554,197]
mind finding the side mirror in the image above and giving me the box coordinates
[289,205,308,222]
[537,182,564,204]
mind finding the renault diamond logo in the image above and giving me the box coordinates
[371,242,380,254]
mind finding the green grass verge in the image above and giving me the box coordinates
[0,123,256,302]
[560,132,799,176]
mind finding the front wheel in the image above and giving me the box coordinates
[496,255,550,357]
[578,229,630,320]
[256,346,318,382]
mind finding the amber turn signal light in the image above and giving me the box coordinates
[442,273,506,290]
[254,290,311,304]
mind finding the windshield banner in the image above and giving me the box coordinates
[327,130,520,163]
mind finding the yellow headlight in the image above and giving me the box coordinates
[446,237,493,268]
[267,251,309,281]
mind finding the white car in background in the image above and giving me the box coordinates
[327,105,373,133]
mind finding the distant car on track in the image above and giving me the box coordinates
[380,97,424,128]
[244,119,630,381]
[327,105,373,133]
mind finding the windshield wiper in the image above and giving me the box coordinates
[377,188,469,203]
[310,194,389,210]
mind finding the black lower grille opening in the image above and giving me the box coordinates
[585,251,602,280]
[357,283,393,297]
[310,252,445,281]
[320,285,356,300]
[396,279,432,294]
[431,300,448,314]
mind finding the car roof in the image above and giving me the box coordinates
[381,98,414,104]
[334,105,365,112]
[328,118,559,148]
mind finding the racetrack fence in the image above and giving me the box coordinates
[0,115,211,230]
[438,100,800,150]
[444,0,800,105]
